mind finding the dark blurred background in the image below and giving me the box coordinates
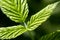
[0,0,60,40]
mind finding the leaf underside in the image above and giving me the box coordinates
[0,0,29,22]
[27,2,59,31]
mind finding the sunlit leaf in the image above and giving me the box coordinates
[27,2,59,31]
[0,0,29,22]
[0,25,27,39]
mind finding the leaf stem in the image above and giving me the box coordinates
[23,22,35,40]
[24,22,27,29]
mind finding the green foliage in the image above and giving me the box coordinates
[40,30,60,40]
[27,2,58,31]
[0,0,28,22]
[0,0,59,39]
[0,25,27,39]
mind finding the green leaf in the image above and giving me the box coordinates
[0,25,27,39]
[0,0,29,22]
[27,2,59,31]
[40,30,60,40]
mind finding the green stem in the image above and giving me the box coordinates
[24,22,27,29]
[23,22,34,40]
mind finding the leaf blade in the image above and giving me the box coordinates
[40,30,60,40]
[0,0,29,22]
[0,25,27,39]
[27,2,59,31]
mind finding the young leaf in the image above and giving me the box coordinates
[40,30,60,40]
[27,2,59,31]
[0,0,29,22]
[0,25,27,39]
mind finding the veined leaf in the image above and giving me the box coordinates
[27,2,59,31]
[40,30,60,40]
[0,25,27,39]
[0,0,29,22]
